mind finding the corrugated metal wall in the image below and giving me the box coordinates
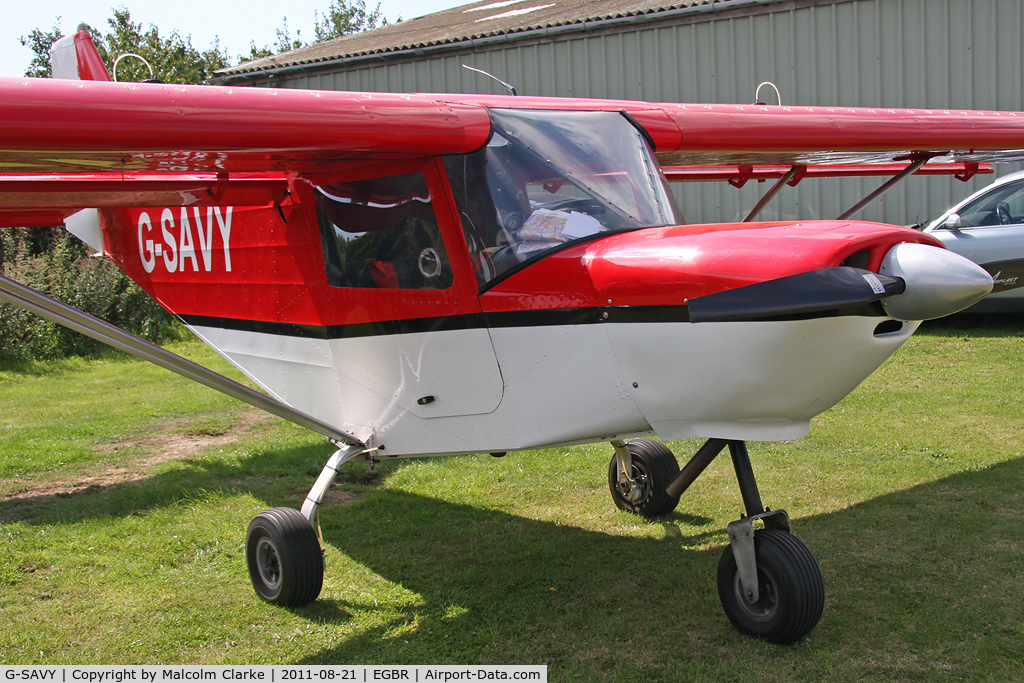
[273,0,1024,225]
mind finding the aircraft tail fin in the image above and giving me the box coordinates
[49,25,111,81]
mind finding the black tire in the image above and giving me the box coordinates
[717,528,824,643]
[607,438,680,517]
[246,507,324,606]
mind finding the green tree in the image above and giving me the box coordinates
[242,0,391,59]
[93,8,229,84]
[19,8,229,84]
[18,19,64,78]
[313,0,388,43]
[274,18,307,52]
[237,19,307,63]
[9,8,218,358]
[0,229,176,360]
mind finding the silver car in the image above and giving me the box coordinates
[923,170,1024,312]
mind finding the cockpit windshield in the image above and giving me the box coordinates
[444,109,682,288]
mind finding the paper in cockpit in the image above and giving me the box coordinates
[519,209,601,242]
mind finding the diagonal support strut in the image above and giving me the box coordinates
[0,272,364,448]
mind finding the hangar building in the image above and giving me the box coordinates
[214,0,1024,225]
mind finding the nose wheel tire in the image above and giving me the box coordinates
[607,438,680,517]
[717,528,824,643]
[246,507,324,606]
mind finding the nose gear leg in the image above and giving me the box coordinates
[614,437,823,642]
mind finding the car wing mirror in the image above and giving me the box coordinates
[943,213,963,230]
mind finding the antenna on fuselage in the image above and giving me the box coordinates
[462,64,517,96]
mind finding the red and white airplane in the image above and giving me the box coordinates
[0,28,1016,642]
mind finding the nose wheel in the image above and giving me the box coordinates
[717,526,824,643]
[607,438,824,643]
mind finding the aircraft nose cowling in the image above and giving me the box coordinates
[879,243,993,321]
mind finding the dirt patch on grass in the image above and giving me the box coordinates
[93,411,266,461]
[3,410,268,500]
[289,487,362,507]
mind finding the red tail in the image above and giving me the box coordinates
[49,26,111,81]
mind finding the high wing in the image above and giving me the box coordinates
[1,79,1023,220]
[430,92,1024,165]
[0,77,493,175]
[642,102,1024,168]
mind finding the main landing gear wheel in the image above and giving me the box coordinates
[246,507,324,606]
[608,438,680,518]
[717,528,824,643]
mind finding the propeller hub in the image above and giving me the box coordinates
[879,243,993,321]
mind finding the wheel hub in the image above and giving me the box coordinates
[256,537,282,590]
[733,569,779,623]
[617,469,649,502]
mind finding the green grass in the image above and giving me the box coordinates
[1,318,1023,680]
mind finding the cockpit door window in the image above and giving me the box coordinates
[316,172,454,290]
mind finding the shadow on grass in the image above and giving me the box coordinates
[2,438,1022,676]
[287,598,357,625]
[0,440,343,525]
[301,486,729,668]
[919,311,1024,337]
[291,457,1024,675]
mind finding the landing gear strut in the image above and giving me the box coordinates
[245,444,369,607]
[608,438,824,643]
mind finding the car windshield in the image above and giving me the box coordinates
[444,109,682,288]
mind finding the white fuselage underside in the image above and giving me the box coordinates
[188,314,917,457]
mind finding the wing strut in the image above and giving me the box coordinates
[837,154,934,220]
[742,165,805,222]
[0,273,364,448]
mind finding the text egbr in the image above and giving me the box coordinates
[138,207,233,274]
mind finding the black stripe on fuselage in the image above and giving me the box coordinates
[179,300,886,340]
[179,312,488,340]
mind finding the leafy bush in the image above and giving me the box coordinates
[0,228,180,360]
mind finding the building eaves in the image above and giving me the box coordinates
[215,0,732,78]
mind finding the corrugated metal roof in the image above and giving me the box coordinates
[216,0,726,76]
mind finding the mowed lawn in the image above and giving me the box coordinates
[1,316,1022,681]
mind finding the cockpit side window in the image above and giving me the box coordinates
[315,172,454,290]
[444,109,681,288]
